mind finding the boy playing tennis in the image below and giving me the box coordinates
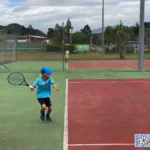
[30,67,59,122]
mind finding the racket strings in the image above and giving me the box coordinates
[8,73,24,85]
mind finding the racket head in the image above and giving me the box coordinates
[7,72,26,86]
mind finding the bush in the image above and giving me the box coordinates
[145,50,150,53]
[111,46,117,53]
[125,46,134,54]
[47,45,62,52]
[105,47,110,54]
[64,44,75,53]
[105,46,117,54]
[47,44,75,53]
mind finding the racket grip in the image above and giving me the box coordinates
[29,85,34,88]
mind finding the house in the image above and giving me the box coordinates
[17,35,47,42]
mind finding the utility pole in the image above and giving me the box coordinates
[101,0,105,60]
[138,0,145,72]
[62,22,65,72]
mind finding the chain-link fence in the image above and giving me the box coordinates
[0,35,16,63]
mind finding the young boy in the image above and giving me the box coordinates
[30,67,59,122]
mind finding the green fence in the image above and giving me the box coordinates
[16,42,47,52]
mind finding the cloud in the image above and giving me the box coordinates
[0,0,149,33]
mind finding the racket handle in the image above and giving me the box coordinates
[29,85,34,88]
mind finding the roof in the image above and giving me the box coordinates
[26,35,47,39]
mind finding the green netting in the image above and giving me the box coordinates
[16,42,47,52]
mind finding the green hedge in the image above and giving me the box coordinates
[47,45,62,52]
[47,44,75,53]
[105,46,117,54]
[64,44,75,53]
[126,47,134,54]
[105,46,135,54]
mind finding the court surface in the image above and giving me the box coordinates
[64,79,150,150]
[68,60,150,69]
[1,61,150,150]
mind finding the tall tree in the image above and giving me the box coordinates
[21,26,28,35]
[115,21,133,59]
[47,28,54,38]
[65,18,73,43]
[28,25,33,30]
[131,22,139,39]
[72,31,89,44]
[80,25,91,35]
[105,26,116,44]
[49,23,63,45]
[28,24,35,35]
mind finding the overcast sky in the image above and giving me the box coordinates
[0,0,150,33]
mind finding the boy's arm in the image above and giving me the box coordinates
[52,83,59,92]
[30,79,39,91]
[50,78,59,92]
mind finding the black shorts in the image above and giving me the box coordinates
[37,97,52,107]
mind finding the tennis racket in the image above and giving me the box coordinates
[7,72,32,88]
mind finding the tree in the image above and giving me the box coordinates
[115,21,133,59]
[21,26,29,35]
[80,25,91,35]
[28,24,35,35]
[28,25,33,30]
[65,18,73,44]
[49,23,63,45]
[21,26,26,35]
[72,31,89,44]
[47,28,54,38]
[65,18,73,33]
[131,22,139,41]
[7,29,11,35]
[105,26,116,45]
[144,22,150,28]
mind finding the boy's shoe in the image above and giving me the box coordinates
[40,110,45,121]
[46,114,52,122]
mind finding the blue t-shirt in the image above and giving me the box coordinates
[33,77,54,98]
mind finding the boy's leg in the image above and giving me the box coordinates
[45,98,52,122]
[38,98,46,121]
[40,104,46,121]
[47,106,52,115]
[46,106,52,122]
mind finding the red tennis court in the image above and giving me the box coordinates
[64,79,150,150]
[68,60,150,68]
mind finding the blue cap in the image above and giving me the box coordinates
[40,67,54,74]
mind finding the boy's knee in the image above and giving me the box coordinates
[42,104,46,110]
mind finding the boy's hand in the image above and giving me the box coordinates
[52,84,59,93]
[29,85,34,91]
[54,88,59,93]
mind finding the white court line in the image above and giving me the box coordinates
[68,143,134,146]
[65,80,135,149]
[69,80,150,84]
[63,79,68,150]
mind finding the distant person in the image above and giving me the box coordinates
[30,67,59,122]
[65,50,69,63]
